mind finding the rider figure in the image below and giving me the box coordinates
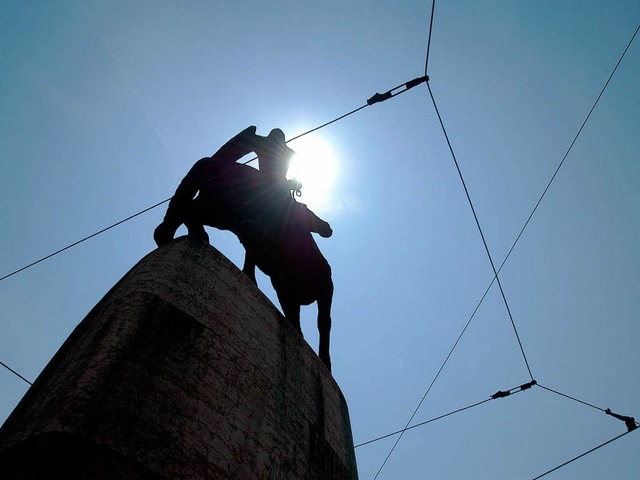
[253,129,332,239]
[254,128,301,201]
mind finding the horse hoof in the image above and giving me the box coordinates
[321,355,332,372]
[154,223,175,247]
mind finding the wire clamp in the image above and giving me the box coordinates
[367,75,429,106]
[605,408,638,432]
[519,380,537,391]
[491,380,537,399]
[491,389,511,399]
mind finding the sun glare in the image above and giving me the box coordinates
[286,135,338,210]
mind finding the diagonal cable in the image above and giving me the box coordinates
[371,80,535,480]
[381,24,640,455]
[537,383,640,427]
[0,199,171,283]
[424,0,437,76]
[487,21,640,295]
[377,25,640,448]
[372,381,533,478]
[537,383,607,413]
[426,81,534,378]
[0,106,370,284]
[531,428,638,479]
[359,383,533,450]
[0,360,33,386]
[357,397,491,448]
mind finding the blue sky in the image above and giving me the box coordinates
[1,1,639,478]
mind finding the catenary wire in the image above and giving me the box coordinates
[531,428,638,479]
[0,199,171,283]
[394,12,640,413]
[371,21,640,479]
[426,81,534,379]
[376,23,640,469]
[373,2,528,475]
[288,105,370,143]
[418,18,640,412]
[427,18,640,396]
[369,272,490,478]
[358,385,531,449]
[538,383,640,427]
[538,384,639,430]
[355,397,492,448]
[0,361,33,386]
[483,21,640,302]
[424,0,437,76]
[372,383,531,478]
[537,383,607,413]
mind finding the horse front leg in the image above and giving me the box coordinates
[184,202,209,243]
[317,281,333,372]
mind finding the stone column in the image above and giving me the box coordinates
[0,237,358,479]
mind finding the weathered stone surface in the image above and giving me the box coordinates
[0,237,358,479]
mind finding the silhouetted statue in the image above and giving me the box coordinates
[154,127,335,370]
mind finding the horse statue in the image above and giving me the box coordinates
[154,127,334,370]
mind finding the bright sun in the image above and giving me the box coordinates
[286,135,338,210]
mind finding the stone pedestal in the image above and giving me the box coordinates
[0,237,358,479]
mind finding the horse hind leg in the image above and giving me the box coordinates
[316,282,333,372]
[242,251,258,285]
[184,205,209,243]
[277,289,302,335]
[186,222,209,243]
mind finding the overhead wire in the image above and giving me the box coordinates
[424,0,436,76]
[426,81,534,380]
[0,103,376,284]
[0,199,171,283]
[537,383,639,427]
[373,78,535,480]
[372,381,534,478]
[479,20,640,308]
[355,397,492,448]
[537,383,607,414]
[371,8,640,480]
[357,381,534,450]
[384,22,640,478]
[411,19,640,408]
[385,20,640,446]
[397,18,640,457]
[371,14,640,480]
[0,361,33,386]
[531,428,638,480]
